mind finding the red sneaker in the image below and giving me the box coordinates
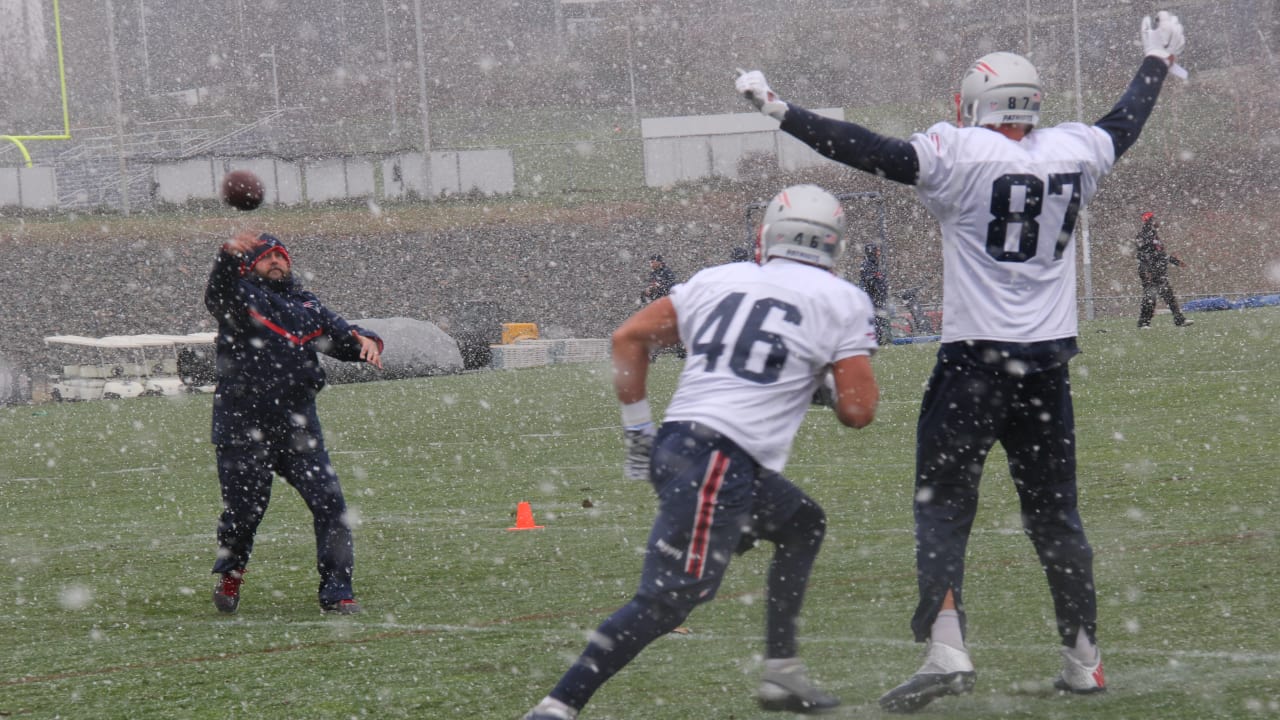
[321,598,361,615]
[213,570,244,614]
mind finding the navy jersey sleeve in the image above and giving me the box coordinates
[1094,56,1170,159]
[779,105,920,185]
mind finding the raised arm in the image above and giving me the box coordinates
[782,106,919,185]
[204,231,262,318]
[735,70,919,185]
[1094,11,1186,159]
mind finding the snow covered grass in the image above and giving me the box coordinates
[1,308,1276,719]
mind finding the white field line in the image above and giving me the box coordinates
[151,619,1280,666]
[95,466,168,474]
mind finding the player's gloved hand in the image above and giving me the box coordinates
[735,69,789,122]
[1141,11,1185,62]
[622,422,655,480]
[810,370,837,408]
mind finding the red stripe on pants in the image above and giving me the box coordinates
[684,451,729,578]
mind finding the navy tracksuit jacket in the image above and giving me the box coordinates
[205,235,382,604]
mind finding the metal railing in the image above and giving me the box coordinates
[178,109,289,158]
[43,112,294,210]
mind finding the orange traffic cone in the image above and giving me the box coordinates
[507,501,544,531]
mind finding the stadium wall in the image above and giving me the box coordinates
[0,149,516,211]
[641,109,847,187]
[5,110,850,209]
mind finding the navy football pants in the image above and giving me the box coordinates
[550,421,827,711]
[911,356,1097,647]
[212,442,355,604]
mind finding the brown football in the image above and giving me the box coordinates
[221,170,264,211]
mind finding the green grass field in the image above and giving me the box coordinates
[2,309,1277,719]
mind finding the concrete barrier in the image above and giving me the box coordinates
[305,157,375,203]
[641,109,846,187]
[0,166,58,209]
[381,149,515,199]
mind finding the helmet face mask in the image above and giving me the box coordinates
[758,184,846,270]
[959,51,1043,128]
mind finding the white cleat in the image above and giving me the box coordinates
[756,658,841,714]
[1054,646,1107,694]
[520,696,578,720]
[879,641,976,713]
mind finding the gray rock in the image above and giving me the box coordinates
[320,316,463,384]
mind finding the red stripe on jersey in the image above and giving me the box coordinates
[248,308,324,346]
[684,451,730,579]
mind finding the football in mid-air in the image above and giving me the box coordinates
[221,170,264,211]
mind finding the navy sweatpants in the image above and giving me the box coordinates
[910,346,1097,647]
[212,441,355,605]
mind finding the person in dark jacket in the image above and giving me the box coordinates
[641,254,677,304]
[859,243,891,344]
[1135,212,1192,328]
[641,254,685,359]
[206,231,384,615]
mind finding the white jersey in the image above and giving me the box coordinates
[909,121,1116,343]
[662,260,877,472]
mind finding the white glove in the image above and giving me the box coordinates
[1141,11,1185,62]
[735,69,789,122]
[622,422,655,480]
[810,370,837,408]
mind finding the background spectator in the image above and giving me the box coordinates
[1135,212,1192,328]
[641,254,676,304]
[859,243,891,344]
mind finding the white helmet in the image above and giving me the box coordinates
[758,185,846,270]
[958,51,1042,128]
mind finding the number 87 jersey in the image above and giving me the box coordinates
[663,259,878,473]
[910,121,1115,344]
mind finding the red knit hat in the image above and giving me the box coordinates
[1141,212,1155,223]
[240,234,291,276]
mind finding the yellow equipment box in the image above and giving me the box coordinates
[501,323,539,344]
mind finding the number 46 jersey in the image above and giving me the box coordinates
[663,259,877,472]
[910,121,1115,344]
